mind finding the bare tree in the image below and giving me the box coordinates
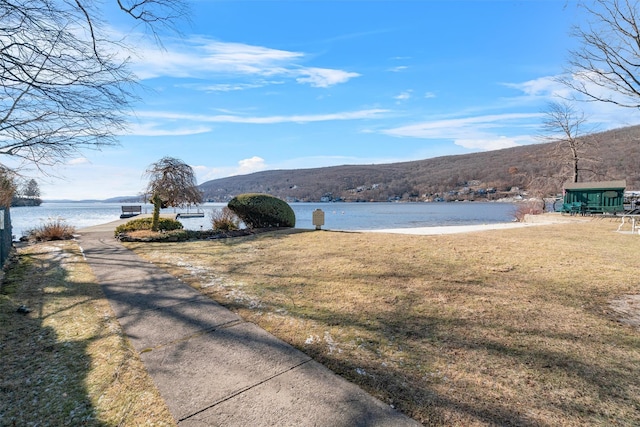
[0,0,187,169]
[539,101,598,184]
[22,179,40,200]
[562,0,640,108]
[144,156,202,230]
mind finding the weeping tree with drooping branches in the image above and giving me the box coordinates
[144,157,202,231]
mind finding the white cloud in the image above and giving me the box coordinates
[384,113,541,138]
[198,83,268,92]
[295,68,361,88]
[380,72,640,153]
[68,157,90,166]
[135,108,389,125]
[388,65,408,72]
[394,91,412,101]
[454,136,531,151]
[504,76,570,98]
[124,122,212,137]
[130,38,359,88]
[238,156,267,174]
[195,156,269,183]
[424,92,436,99]
[506,74,640,129]
[382,113,542,151]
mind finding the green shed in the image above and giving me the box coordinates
[561,180,626,214]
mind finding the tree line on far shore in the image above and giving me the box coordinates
[11,179,41,207]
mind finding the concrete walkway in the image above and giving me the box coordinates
[77,223,419,426]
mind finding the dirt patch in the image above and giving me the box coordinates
[610,294,640,328]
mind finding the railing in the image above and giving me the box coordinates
[616,214,640,234]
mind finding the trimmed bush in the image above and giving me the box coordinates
[228,193,295,229]
[24,219,75,242]
[114,217,183,236]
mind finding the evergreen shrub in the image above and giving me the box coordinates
[228,193,295,229]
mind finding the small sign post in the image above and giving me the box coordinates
[312,209,325,230]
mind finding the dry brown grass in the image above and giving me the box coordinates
[23,219,76,241]
[0,241,175,426]
[124,218,640,426]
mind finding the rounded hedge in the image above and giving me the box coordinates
[228,193,295,229]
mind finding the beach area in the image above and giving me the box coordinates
[356,212,589,235]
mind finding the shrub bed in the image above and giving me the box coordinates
[116,227,285,242]
[114,217,183,237]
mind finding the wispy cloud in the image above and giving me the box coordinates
[124,122,212,137]
[196,82,274,92]
[135,108,389,125]
[503,76,570,98]
[296,67,360,88]
[394,90,412,101]
[388,65,409,72]
[130,38,360,88]
[194,156,268,183]
[68,157,90,166]
[505,74,640,128]
[382,113,541,151]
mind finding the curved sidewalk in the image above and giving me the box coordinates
[77,224,419,426]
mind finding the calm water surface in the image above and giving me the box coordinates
[10,201,517,239]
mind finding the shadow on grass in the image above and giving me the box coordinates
[231,297,639,426]
[121,228,640,426]
[76,231,417,425]
[198,232,640,426]
[0,246,109,426]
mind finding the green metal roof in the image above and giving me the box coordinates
[563,180,626,191]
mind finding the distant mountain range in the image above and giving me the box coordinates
[198,125,640,203]
[46,125,640,204]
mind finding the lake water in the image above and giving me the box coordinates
[9,201,518,239]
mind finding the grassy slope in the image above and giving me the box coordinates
[125,218,640,426]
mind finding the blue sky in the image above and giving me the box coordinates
[34,1,640,200]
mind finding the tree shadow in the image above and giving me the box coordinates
[163,231,640,426]
[0,245,138,426]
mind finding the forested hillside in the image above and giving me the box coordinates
[199,125,640,202]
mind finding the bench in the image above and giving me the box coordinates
[120,205,142,218]
[562,202,586,216]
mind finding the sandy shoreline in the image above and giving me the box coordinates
[352,221,552,235]
[353,212,591,235]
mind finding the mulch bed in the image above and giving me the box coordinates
[116,227,292,242]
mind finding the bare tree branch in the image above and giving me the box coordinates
[562,0,640,108]
[0,0,188,170]
[538,101,599,184]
